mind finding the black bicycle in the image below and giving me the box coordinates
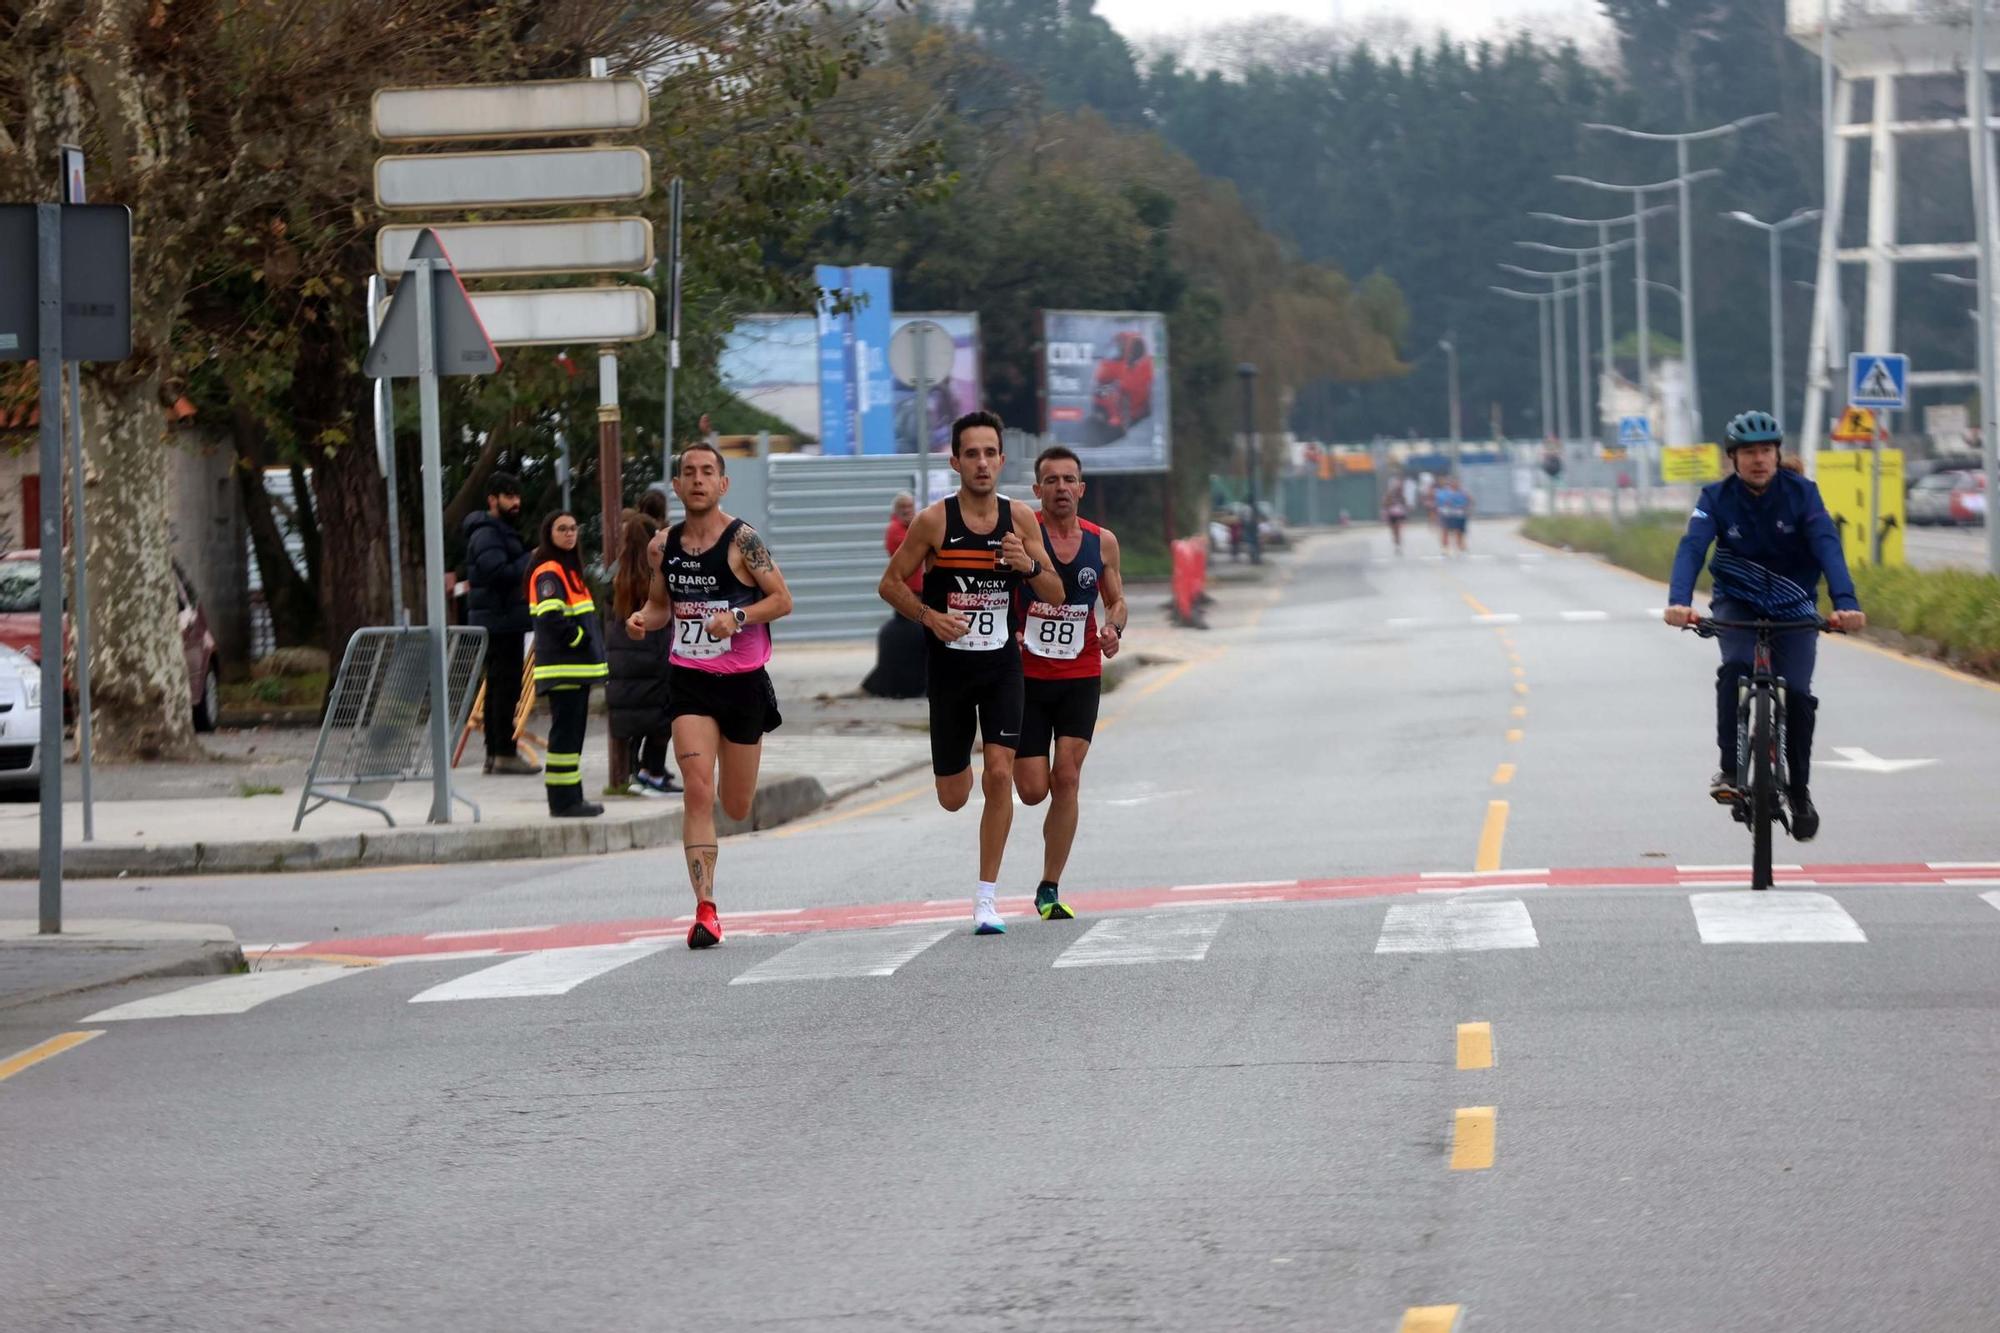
[1685,615,1834,892]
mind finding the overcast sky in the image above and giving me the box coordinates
[1094,0,1604,42]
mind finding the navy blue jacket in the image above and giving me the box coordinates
[461,511,535,634]
[1669,470,1860,617]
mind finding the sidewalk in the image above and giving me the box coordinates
[4,642,932,879]
[0,918,243,1012]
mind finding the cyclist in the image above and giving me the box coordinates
[1663,410,1866,840]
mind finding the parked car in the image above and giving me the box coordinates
[0,643,43,793]
[1947,471,1988,526]
[1907,469,1985,526]
[0,551,221,731]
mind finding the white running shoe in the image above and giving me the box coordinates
[973,896,1006,936]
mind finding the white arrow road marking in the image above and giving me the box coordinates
[1819,747,1937,774]
[1691,892,1866,944]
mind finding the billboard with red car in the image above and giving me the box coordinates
[1041,310,1170,473]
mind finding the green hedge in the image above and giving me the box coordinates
[1520,515,2000,677]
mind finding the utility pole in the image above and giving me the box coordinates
[1439,336,1462,470]
[1492,287,1557,446]
[1237,363,1262,565]
[1972,0,1999,575]
[1517,237,1636,446]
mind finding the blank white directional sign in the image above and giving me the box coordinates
[373,77,650,142]
[378,286,656,347]
[377,219,654,278]
[374,147,651,211]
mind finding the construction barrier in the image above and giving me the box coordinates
[1171,537,1208,629]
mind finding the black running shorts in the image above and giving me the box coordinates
[667,665,782,746]
[927,656,1023,776]
[1018,675,1102,760]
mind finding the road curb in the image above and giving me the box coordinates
[0,937,246,1013]
[0,773,829,880]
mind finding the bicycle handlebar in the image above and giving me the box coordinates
[1686,615,1834,640]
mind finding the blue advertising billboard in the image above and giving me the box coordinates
[815,264,896,455]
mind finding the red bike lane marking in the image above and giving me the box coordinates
[250,862,1980,962]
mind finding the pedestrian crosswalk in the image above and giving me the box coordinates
[90,890,2000,1022]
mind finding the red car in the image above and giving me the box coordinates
[0,550,221,731]
[1086,331,1155,444]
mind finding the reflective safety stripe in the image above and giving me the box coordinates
[566,600,596,615]
[531,598,568,615]
[532,663,608,680]
[544,770,584,786]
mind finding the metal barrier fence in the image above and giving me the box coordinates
[764,454,922,641]
[293,626,488,830]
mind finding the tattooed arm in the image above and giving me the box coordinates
[709,523,793,639]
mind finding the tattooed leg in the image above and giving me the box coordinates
[685,844,720,905]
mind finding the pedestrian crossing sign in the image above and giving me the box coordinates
[1617,415,1652,447]
[1847,353,1908,410]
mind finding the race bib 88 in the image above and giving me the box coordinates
[1023,601,1089,660]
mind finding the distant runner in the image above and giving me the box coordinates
[628,443,794,949]
[879,410,1064,935]
[1434,475,1472,554]
[1381,476,1409,554]
[1014,446,1126,922]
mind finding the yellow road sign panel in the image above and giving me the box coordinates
[1661,444,1723,484]
[1816,448,1905,568]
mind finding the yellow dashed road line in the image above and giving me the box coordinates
[1491,763,1516,785]
[1399,1306,1464,1333]
[1456,1022,1494,1070]
[1476,801,1509,871]
[1451,1107,1496,1170]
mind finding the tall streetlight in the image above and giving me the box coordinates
[1583,114,1777,435]
[1724,208,1822,433]
[1530,206,1675,404]
[1499,263,1593,444]
[1237,362,1262,565]
[1518,238,1634,445]
[1438,335,1463,468]
[1558,169,1722,440]
[1491,287,1557,443]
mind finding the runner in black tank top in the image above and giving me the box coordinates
[878,411,1064,935]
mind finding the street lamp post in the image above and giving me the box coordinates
[1439,336,1463,469]
[1531,206,1675,407]
[1518,237,1636,446]
[1558,170,1722,442]
[1237,362,1262,565]
[1971,0,1999,575]
[1724,209,1822,433]
[1491,287,1557,444]
[1583,115,1776,436]
[1499,263,1588,446]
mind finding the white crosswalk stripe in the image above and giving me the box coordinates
[1690,892,1866,944]
[728,925,954,985]
[1052,912,1224,968]
[1376,898,1539,953]
[86,966,355,1021]
[408,941,666,1003]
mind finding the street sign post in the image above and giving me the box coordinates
[364,229,500,823]
[1848,352,1909,410]
[1830,406,1876,442]
[891,319,955,506]
[1617,415,1653,448]
[56,149,97,844]
[662,176,683,481]
[373,77,649,142]
[0,193,132,933]
[374,148,652,211]
[366,274,404,626]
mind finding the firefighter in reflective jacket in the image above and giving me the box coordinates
[528,511,608,818]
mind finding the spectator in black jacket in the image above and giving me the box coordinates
[461,472,541,775]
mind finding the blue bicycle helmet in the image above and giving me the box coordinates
[1724,409,1783,451]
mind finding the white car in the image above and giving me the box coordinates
[0,644,43,791]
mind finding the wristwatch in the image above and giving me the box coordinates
[1025,558,1043,579]
[732,608,748,629]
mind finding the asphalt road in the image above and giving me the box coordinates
[1901,522,1992,573]
[5,525,1998,1331]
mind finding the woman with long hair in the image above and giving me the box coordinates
[527,511,608,817]
[606,508,679,795]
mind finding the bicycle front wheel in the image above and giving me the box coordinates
[1751,687,1774,891]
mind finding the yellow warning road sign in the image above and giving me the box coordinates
[1830,406,1876,442]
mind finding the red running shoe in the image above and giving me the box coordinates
[688,902,722,950]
